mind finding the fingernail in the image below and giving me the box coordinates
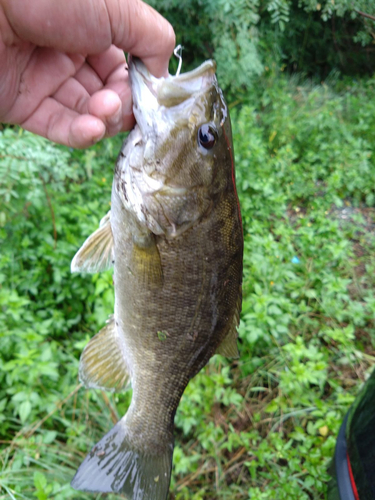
[108,106,122,127]
[93,128,106,143]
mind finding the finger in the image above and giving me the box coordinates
[2,0,112,53]
[88,88,134,137]
[102,79,135,133]
[5,47,84,124]
[75,63,104,95]
[86,46,127,83]
[105,62,133,117]
[21,97,105,148]
[54,69,134,134]
[74,47,127,99]
[53,77,90,114]
[3,0,175,76]
[85,46,134,128]
[109,0,176,77]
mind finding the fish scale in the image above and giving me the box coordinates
[70,54,243,499]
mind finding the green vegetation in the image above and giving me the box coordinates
[2,2,375,497]
[148,0,375,90]
[1,72,375,499]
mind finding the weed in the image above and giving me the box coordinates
[1,73,375,499]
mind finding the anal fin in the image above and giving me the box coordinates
[71,211,114,273]
[79,316,129,393]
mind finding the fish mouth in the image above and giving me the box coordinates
[129,56,216,108]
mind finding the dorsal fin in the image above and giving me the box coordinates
[79,316,130,393]
[71,211,114,273]
[215,327,239,358]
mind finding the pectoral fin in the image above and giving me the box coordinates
[131,233,163,286]
[71,211,114,273]
[79,316,129,393]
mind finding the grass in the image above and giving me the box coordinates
[1,72,375,499]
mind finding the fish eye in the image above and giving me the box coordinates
[198,124,217,150]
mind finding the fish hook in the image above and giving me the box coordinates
[174,45,184,76]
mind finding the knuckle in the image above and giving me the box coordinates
[164,23,176,55]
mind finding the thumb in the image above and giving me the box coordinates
[1,0,175,77]
[109,0,176,77]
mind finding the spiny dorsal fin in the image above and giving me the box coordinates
[215,290,242,359]
[79,316,130,393]
[71,211,114,273]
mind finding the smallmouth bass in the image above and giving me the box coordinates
[70,54,243,499]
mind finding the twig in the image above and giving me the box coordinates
[355,9,375,22]
[25,383,83,438]
[0,153,29,162]
[270,407,316,432]
[38,173,57,249]
[215,465,219,491]
[100,391,119,424]
[224,446,247,469]
[224,458,249,478]
[72,382,79,424]
[177,464,217,490]
[4,384,83,466]
[177,446,248,490]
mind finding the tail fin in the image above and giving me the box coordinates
[71,418,173,500]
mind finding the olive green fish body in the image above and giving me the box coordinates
[71,56,243,499]
[111,186,242,430]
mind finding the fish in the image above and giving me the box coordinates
[70,54,243,500]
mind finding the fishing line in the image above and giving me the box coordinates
[174,45,184,76]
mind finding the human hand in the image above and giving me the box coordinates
[0,0,175,147]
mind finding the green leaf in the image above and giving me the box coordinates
[43,430,57,444]
[33,471,47,490]
[18,400,32,423]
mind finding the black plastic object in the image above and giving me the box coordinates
[328,367,375,500]
[335,414,356,500]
